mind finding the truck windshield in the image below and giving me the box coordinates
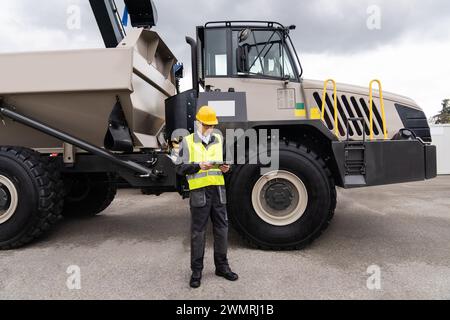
[232,29,296,79]
[202,27,300,80]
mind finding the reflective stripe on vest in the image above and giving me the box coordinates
[185,133,225,190]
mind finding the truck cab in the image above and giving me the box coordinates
[195,21,306,123]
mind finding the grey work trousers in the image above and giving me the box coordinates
[190,185,229,272]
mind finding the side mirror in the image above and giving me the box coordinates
[238,28,251,42]
[236,28,251,73]
[174,63,184,79]
[236,45,249,73]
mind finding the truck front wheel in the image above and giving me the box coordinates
[62,173,117,217]
[0,147,63,250]
[227,142,336,250]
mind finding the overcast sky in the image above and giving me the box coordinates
[0,0,449,117]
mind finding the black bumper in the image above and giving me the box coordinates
[332,140,437,188]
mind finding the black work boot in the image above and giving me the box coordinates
[190,270,202,288]
[215,266,238,281]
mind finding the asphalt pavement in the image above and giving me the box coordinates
[1,176,449,299]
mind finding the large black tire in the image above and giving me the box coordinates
[62,173,117,217]
[0,147,64,250]
[227,141,336,250]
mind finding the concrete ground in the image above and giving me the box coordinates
[0,176,449,300]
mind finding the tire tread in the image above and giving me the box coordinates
[0,146,63,250]
[228,140,337,250]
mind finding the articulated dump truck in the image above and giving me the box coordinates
[0,0,436,250]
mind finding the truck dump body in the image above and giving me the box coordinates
[0,29,177,151]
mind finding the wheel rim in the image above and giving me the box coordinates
[0,175,19,224]
[251,170,308,226]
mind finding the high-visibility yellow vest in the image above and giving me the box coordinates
[184,133,225,190]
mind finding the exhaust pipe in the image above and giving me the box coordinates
[185,37,199,94]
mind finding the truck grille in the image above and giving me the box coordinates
[313,91,385,139]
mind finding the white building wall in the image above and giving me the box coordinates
[430,124,450,175]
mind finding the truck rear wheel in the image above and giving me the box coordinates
[0,147,63,250]
[62,173,117,217]
[227,142,336,250]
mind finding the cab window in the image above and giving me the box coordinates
[204,29,228,76]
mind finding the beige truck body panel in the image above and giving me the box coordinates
[206,77,420,141]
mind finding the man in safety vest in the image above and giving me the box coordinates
[176,106,238,288]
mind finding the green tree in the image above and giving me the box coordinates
[432,99,450,124]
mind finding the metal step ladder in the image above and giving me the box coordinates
[344,117,367,186]
[344,79,388,186]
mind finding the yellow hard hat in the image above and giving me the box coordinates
[196,106,219,125]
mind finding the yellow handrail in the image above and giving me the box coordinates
[321,79,339,137]
[369,79,388,140]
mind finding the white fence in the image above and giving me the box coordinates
[430,124,450,175]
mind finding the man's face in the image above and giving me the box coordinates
[200,122,215,136]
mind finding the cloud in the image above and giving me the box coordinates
[152,0,450,53]
[302,38,450,117]
[0,0,448,116]
[2,0,450,53]
[0,0,102,51]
